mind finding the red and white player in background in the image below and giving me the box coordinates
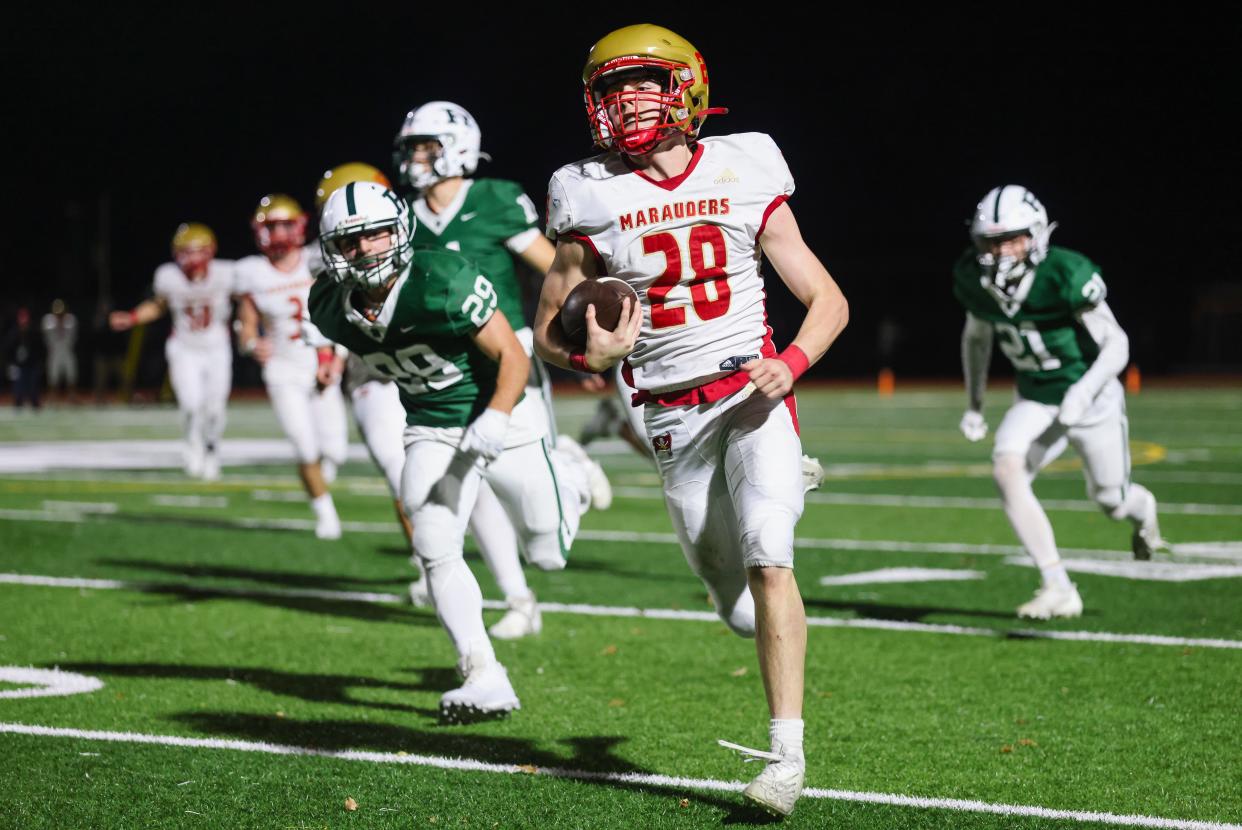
[236,194,348,539]
[111,223,236,480]
[533,25,848,817]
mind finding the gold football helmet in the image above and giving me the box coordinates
[315,163,392,211]
[582,24,724,155]
[250,194,307,256]
[171,223,217,275]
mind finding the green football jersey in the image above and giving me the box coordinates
[953,245,1109,405]
[308,248,502,428]
[410,178,540,330]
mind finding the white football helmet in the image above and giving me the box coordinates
[392,101,491,191]
[969,185,1057,287]
[318,182,415,289]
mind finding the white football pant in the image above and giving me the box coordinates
[166,340,231,453]
[268,377,348,467]
[644,386,805,638]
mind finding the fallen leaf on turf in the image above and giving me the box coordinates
[517,764,538,774]
[275,711,286,719]
[679,799,690,808]
[345,798,358,812]
[608,699,625,707]
[730,667,748,678]
[1000,745,1013,753]
[601,645,617,656]
[1018,738,1037,747]
[1015,718,1028,725]
[397,751,408,757]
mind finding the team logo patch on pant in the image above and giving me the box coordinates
[651,432,674,457]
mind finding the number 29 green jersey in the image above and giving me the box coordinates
[308,248,503,428]
[953,245,1109,405]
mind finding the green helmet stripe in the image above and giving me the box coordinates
[346,182,357,216]
[992,186,1006,223]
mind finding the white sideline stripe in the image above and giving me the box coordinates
[1,505,1239,565]
[41,500,118,514]
[249,490,308,503]
[0,509,84,523]
[150,495,229,509]
[1003,557,1242,583]
[3,572,1239,652]
[819,568,985,586]
[0,723,1236,830]
[607,487,1242,516]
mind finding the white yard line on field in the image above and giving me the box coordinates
[150,495,229,509]
[2,572,1239,651]
[0,723,1236,830]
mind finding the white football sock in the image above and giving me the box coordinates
[1039,563,1073,591]
[1113,483,1156,528]
[470,482,528,602]
[771,718,804,753]
[311,493,337,520]
[994,455,1061,571]
[427,558,494,662]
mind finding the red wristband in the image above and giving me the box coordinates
[569,351,592,373]
[317,348,334,367]
[777,344,810,382]
[128,311,139,326]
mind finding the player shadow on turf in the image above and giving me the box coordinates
[802,595,1022,622]
[85,579,439,626]
[97,558,408,591]
[171,711,652,775]
[57,661,443,713]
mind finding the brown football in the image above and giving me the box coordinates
[558,277,639,347]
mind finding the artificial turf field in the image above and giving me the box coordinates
[0,386,1239,829]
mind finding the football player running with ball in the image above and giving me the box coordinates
[311,181,601,721]
[956,185,1167,620]
[533,25,849,817]
[392,102,611,636]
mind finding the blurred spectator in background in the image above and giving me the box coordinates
[91,296,130,404]
[3,307,45,410]
[42,298,79,401]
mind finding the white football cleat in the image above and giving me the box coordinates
[489,591,542,640]
[407,577,432,608]
[557,435,612,511]
[314,509,342,541]
[580,398,623,445]
[201,451,221,482]
[1017,583,1083,620]
[184,444,205,479]
[721,739,806,817]
[800,454,825,493]
[440,653,520,724]
[1131,491,1168,561]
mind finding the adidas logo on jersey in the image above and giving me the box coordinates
[714,169,740,184]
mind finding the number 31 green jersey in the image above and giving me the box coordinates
[953,245,1109,405]
[308,248,502,428]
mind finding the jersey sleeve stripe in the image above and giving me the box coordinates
[757,194,790,240]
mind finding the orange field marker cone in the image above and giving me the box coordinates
[878,367,895,397]
[1125,364,1141,394]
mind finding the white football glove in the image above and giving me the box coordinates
[1057,384,1094,427]
[959,409,988,442]
[459,408,510,463]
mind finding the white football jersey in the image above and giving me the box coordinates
[235,250,317,382]
[153,260,237,351]
[547,133,795,394]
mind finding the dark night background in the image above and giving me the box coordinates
[5,7,1240,386]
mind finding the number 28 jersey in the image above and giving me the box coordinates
[546,133,795,395]
[953,245,1109,405]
